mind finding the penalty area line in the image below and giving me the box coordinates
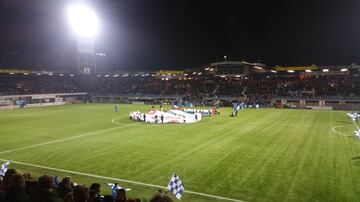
[0,159,245,202]
[331,125,352,137]
[0,123,137,155]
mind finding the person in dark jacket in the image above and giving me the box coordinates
[4,174,27,202]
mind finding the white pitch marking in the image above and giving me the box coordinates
[0,159,245,202]
[111,118,162,127]
[111,118,123,125]
[0,123,137,155]
[331,125,352,137]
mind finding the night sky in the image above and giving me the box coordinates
[1,0,360,70]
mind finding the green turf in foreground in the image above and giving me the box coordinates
[1,104,360,202]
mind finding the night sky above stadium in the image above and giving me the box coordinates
[1,0,360,70]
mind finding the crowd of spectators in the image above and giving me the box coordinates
[0,169,173,202]
[0,75,80,96]
[1,73,360,102]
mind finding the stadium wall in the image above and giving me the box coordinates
[0,93,89,110]
[276,97,360,110]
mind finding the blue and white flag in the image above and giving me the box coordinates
[167,173,185,200]
[53,176,59,187]
[347,112,360,122]
[0,160,11,176]
[107,183,131,199]
[355,130,360,139]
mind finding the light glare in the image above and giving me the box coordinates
[68,5,99,38]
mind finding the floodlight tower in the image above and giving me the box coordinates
[68,4,99,74]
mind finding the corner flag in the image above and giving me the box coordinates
[167,173,185,200]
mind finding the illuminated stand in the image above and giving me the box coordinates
[68,4,100,74]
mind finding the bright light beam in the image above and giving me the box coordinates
[68,5,99,38]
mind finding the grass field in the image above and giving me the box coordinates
[1,104,360,202]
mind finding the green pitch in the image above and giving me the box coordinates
[0,104,360,202]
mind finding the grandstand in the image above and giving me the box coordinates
[1,63,360,110]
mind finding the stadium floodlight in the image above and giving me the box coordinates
[96,52,106,56]
[305,69,312,73]
[341,68,348,72]
[322,69,329,72]
[68,4,99,38]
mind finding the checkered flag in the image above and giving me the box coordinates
[167,173,185,200]
[0,160,11,177]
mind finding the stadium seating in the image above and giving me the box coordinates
[1,73,360,104]
[0,169,172,202]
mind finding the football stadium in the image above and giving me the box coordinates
[1,1,360,202]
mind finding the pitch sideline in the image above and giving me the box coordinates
[0,159,245,202]
[0,123,138,155]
